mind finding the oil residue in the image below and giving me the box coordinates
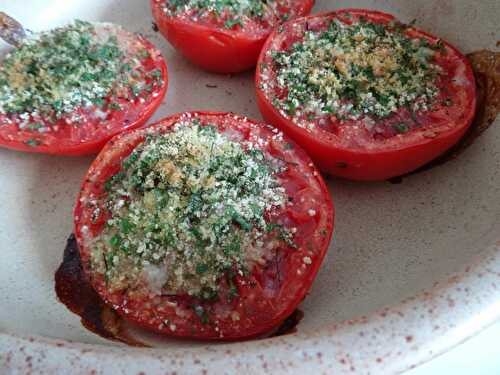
[55,234,147,347]
[389,50,500,184]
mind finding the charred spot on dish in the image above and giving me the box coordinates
[266,309,304,338]
[388,50,500,183]
[55,234,147,347]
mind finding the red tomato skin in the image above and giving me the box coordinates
[255,10,477,181]
[0,38,168,156]
[151,0,314,73]
[152,12,264,74]
[74,111,334,340]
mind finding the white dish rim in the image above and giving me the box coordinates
[2,242,499,374]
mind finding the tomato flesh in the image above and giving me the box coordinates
[256,9,477,180]
[151,0,314,73]
[0,24,168,156]
[74,111,334,340]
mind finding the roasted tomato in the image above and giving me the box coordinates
[256,9,477,180]
[0,20,168,156]
[74,111,334,340]
[151,0,314,73]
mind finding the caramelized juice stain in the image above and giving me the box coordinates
[268,309,305,338]
[389,50,500,184]
[55,234,147,347]
[56,234,304,345]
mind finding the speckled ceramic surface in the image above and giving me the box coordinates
[1,0,499,374]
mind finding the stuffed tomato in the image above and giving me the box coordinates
[0,20,168,156]
[256,9,477,180]
[74,111,334,340]
[151,0,314,73]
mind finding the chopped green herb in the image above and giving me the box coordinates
[109,102,122,111]
[393,123,410,133]
[92,120,292,298]
[109,234,122,248]
[193,305,210,324]
[265,14,443,127]
[0,20,157,128]
[196,263,209,274]
[164,0,270,27]
[24,138,40,147]
[224,18,243,29]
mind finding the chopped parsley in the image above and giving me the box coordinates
[0,20,161,127]
[92,121,291,299]
[163,0,272,29]
[392,123,410,134]
[24,138,41,147]
[265,15,445,126]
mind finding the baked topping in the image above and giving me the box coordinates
[261,16,446,128]
[0,20,163,129]
[161,0,290,30]
[90,121,291,299]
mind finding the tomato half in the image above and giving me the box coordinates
[256,9,477,180]
[151,0,314,73]
[74,111,334,340]
[0,22,168,156]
